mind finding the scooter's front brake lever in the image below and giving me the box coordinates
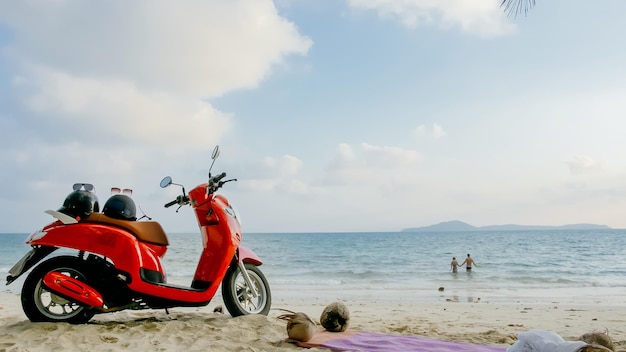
[176,205,183,213]
[219,178,238,187]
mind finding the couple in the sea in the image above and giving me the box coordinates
[450,254,476,273]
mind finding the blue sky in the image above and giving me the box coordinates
[2,0,626,233]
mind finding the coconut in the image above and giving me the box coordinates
[579,332,615,352]
[276,310,317,342]
[320,302,350,332]
[578,346,614,352]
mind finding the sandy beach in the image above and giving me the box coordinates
[0,291,624,351]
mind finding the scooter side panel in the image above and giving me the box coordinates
[27,224,165,289]
[31,224,221,304]
[190,195,239,298]
[189,225,237,297]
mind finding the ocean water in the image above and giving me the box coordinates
[2,230,625,306]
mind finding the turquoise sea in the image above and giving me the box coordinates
[2,230,625,306]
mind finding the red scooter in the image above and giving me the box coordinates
[6,146,271,323]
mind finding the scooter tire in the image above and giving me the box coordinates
[21,256,96,323]
[222,263,271,317]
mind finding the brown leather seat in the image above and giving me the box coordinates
[84,213,169,246]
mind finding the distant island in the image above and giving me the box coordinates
[402,220,612,232]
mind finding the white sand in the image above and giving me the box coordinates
[0,291,624,351]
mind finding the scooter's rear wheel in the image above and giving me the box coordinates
[222,263,271,316]
[21,256,96,323]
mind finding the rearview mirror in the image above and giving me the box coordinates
[160,176,172,188]
[211,145,220,160]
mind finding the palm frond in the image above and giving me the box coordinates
[500,0,536,17]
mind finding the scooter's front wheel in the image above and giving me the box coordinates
[222,263,271,316]
[21,256,96,323]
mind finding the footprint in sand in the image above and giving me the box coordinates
[100,335,119,343]
[40,324,59,332]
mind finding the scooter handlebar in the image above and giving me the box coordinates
[211,172,227,184]
[164,173,229,207]
[164,195,188,208]
[164,199,178,208]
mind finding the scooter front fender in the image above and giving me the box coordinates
[42,271,105,308]
[238,246,263,266]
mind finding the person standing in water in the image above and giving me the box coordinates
[461,254,476,272]
[450,257,459,273]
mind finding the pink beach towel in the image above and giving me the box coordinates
[292,330,507,352]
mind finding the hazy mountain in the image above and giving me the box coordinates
[402,220,611,232]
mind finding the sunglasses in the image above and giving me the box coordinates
[73,183,95,192]
[111,187,133,196]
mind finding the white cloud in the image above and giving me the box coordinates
[237,154,313,196]
[239,179,280,193]
[337,143,355,159]
[361,142,420,166]
[275,179,312,195]
[240,143,421,198]
[248,155,303,179]
[346,0,515,37]
[412,123,447,139]
[432,123,447,138]
[0,1,313,232]
[327,143,361,171]
[566,155,602,175]
[0,0,312,149]
[0,0,312,96]
[15,64,232,148]
[324,143,421,186]
[412,125,426,137]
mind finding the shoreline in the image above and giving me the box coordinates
[6,279,626,307]
[1,292,624,351]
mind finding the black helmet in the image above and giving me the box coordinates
[58,190,100,219]
[103,194,137,221]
